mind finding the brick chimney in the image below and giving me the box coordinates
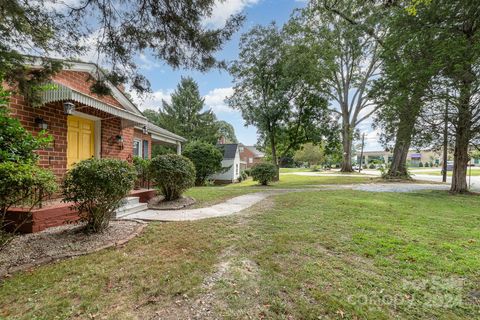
[218,135,226,144]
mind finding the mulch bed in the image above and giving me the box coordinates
[147,195,196,210]
[0,220,146,278]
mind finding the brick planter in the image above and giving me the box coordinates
[5,189,157,234]
[5,203,79,233]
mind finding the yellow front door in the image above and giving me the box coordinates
[67,115,95,168]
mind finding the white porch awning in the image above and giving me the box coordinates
[40,82,147,125]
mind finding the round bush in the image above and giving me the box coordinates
[183,141,224,186]
[150,154,195,201]
[251,163,277,186]
[62,158,136,233]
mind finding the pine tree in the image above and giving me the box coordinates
[157,77,219,144]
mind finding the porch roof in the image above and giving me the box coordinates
[40,82,147,125]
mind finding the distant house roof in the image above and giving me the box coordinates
[245,145,265,158]
[217,144,239,160]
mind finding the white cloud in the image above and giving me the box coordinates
[131,89,173,112]
[204,0,261,28]
[138,53,162,71]
[204,87,235,113]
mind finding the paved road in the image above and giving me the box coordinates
[121,183,450,222]
[291,169,480,191]
[360,169,480,191]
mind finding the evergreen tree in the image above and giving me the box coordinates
[147,77,220,144]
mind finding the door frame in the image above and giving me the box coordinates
[70,111,101,159]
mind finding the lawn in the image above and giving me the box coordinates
[1,188,479,319]
[413,168,480,177]
[185,173,376,207]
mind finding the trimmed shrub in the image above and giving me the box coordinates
[62,158,136,233]
[424,162,430,167]
[0,162,57,247]
[183,141,224,186]
[150,154,196,200]
[251,163,277,186]
[369,163,376,169]
[133,156,151,189]
[418,161,424,167]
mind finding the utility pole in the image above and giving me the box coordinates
[442,91,449,183]
[359,133,365,173]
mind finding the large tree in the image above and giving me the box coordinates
[216,120,238,143]
[1,0,242,96]
[145,77,220,144]
[228,23,336,179]
[292,1,382,172]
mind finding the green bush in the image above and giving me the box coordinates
[0,105,52,164]
[62,158,136,233]
[238,171,248,182]
[251,163,277,186]
[150,154,195,200]
[369,163,376,169]
[133,156,151,189]
[0,162,57,247]
[418,161,424,167]
[244,168,251,176]
[311,165,320,172]
[424,162,430,167]
[183,141,224,186]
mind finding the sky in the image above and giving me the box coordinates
[131,0,382,151]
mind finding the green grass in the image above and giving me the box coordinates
[234,174,375,189]
[1,189,479,319]
[185,174,376,207]
[279,167,312,173]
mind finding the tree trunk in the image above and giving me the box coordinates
[340,122,353,172]
[386,115,416,179]
[270,133,280,181]
[450,87,471,193]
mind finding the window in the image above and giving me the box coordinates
[248,157,253,163]
[142,140,149,159]
[133,139,142,157]
[236,164,239,175]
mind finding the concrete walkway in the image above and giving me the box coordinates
[121,183,449,222]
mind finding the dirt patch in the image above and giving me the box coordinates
[147,195,196,210]
[0,220,146,278]
[149,248,263,320]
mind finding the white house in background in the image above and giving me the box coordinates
[211,144,243,183]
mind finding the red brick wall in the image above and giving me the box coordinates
[7,96,135,181]
[52,70,126,109]
[239,146,255,168]
[6,69,139,181]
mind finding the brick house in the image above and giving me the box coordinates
[238,143,265,169]
[7,59,186,181]
[5,59,186,232]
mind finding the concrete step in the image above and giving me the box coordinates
[123,196,140,206]
[114,197,147,218]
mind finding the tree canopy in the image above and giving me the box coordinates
[1,0,243,96]
[228,23,338,178]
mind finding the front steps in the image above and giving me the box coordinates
[114,197,148,218]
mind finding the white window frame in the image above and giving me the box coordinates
[133,138,142,158]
